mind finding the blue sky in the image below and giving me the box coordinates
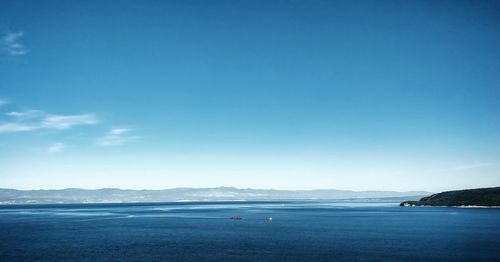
[1,0,499,191]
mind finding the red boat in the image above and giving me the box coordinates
[230,216,242,220]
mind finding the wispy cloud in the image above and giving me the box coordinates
[1,100,140,150]
[42,114,98,129]
[98,128,140,146]
[109,128,129,135]
[0,123,36,133]
[47,142,67,153]
[5,109,42,119]
[0,98,8,107]
[1,31,28,56]
[0,110,98,134]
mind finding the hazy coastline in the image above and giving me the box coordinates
[0,187,430,205]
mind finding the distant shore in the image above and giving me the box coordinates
[0,187,430,205]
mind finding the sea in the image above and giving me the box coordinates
[1,201,499,261]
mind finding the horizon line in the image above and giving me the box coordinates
[0,186,445,193]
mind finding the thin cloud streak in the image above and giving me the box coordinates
[1,31,28,56]
[0,111,98,134]
[47,142,67,153]
[0,101,140,150]
[109,128,129,135]
[0,123,36,133]
[5,110,43,119]
[0,98,8,107]
[41,114,98,129]
[98,128,140,146]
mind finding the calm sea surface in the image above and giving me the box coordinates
[1,201,499,261]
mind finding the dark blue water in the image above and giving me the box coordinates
[1,201,499,261]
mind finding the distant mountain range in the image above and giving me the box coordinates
[400,187,500,207]
[0,187,431,205]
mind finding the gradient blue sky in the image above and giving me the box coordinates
[1,0,499,191]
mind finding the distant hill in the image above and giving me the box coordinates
[0,187,431,205]
[400,187,500,207]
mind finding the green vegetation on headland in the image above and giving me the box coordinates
[400,187,500,207]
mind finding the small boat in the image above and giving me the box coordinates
[267,216,273,222]
[230,216,242,220]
